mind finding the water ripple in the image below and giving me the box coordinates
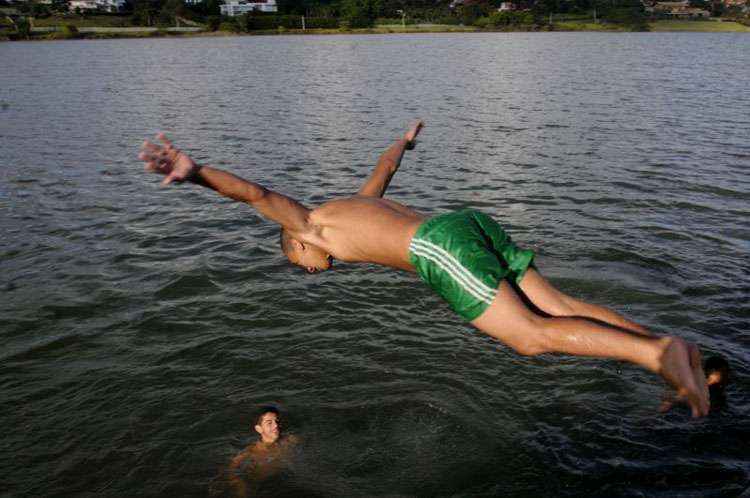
[1,33,749,498]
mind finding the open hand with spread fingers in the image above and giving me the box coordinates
[139,133,200,186]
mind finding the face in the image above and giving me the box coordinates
[255,412,280,444]
[286,240,333,274]
[706,370,725,388]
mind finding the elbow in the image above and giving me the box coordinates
[244,184,267,204]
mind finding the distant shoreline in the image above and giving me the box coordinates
[3,20,749,42]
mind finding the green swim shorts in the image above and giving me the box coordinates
[408,209,535,322]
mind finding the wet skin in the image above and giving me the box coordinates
[228,412,299,497]
[138,120,709,417]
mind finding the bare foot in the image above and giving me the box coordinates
[657,337,709,417]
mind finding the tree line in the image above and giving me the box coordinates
[4,0,747,28]
[136,0,649,28]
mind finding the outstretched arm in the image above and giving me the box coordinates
[357,120,423,198]
[139,134,314,236]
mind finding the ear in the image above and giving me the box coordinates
[291,239,304,251]
[255,424,262,435]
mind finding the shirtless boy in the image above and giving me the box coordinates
[228,406,298,497]
[138,120,709,417]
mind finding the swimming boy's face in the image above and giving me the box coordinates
[285,241,333,274]
[255,412,280,444]
[707,370,726,388]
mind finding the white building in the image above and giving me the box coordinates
[220,0,277,17]
[69,0,97,10]
[69,0,125,12]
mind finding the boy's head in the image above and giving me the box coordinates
[704,355,730,392]
[254,406,281,444]
[280,228,332,273]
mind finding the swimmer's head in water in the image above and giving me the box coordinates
[704,355,730,392]
[255,406,281,444]
[280,228,333,274]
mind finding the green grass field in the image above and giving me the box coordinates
[554,21,629,31]
[371,23,477,33]
[32,15,135,28]
[649,20,750,31]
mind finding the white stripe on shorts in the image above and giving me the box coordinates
[410,238,497,306]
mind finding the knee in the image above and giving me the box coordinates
[508,316,551,356]
[513,339,547,357]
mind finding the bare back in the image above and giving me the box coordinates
[307,196,425,271]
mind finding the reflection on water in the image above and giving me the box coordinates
[1,33,749,497]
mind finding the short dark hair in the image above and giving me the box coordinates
[255,405,280,427]
[704,355,730,388]
[279,228,294,255]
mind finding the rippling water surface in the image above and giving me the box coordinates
[1,33,749,497]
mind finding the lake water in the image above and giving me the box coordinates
[1,32,749,497]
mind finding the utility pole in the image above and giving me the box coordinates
[302,15,305,30]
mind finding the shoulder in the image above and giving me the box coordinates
[230,447,251,467]
[284,434,300,445]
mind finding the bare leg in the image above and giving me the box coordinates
[518,268,651,336]
[471,280,709,417]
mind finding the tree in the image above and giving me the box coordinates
[131,0,159,25]
[158,0,183,26]
[480,9,533,25]
[276,0,340,16]
[206,14,220,30]
[277,0,307,14]
[30,1,52,17]
[340,0,381,27]
[456,2,489,24]
[18,0,52,16]
[51,0,70,14]
[202,0,221,16]
[15,17,31,38]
